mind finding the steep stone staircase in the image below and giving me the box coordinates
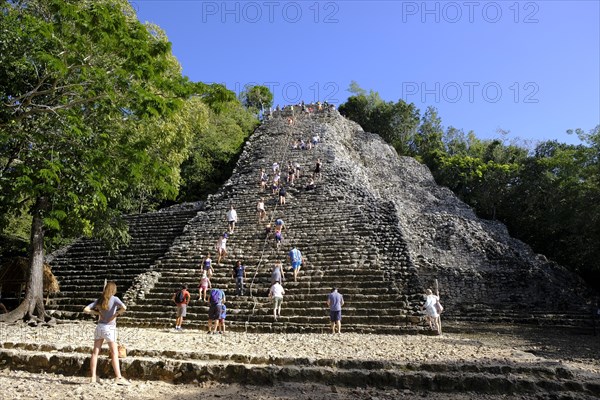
[48,206,201,317]
[117,110,427,333]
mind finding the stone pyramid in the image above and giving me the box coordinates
[49,108,596,332]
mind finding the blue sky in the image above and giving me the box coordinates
[132,1,599,146]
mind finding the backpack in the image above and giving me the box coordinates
[175,290,185,304]
[210,289,222,305]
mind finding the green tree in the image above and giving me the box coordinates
[339,82,419,155]
[194,83,237,114]
[240,85,273,113]
[413,106,445,165]
[0,0,197,323]
[503,130,600,289]
[178,98,259,201]
[338,94,370,128]
[370,100,420,154]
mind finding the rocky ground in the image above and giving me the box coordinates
[0,322,599,400]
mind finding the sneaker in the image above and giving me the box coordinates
[115,378,131,386]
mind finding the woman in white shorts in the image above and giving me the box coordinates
[83,281,129,385]
[216,233,228,264]
[257,198,266,222]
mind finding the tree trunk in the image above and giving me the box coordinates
[0,197,48,324]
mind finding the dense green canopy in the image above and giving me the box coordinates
[0,0,258,322]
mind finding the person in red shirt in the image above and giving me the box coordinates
[172,284,191,331]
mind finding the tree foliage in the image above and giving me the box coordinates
[240,85,273,113]
[178,97,259,201]
[0,0,200,323]
[338,82,419,155]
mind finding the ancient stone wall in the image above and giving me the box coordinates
[320,112,596,313]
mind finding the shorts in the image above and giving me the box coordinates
[176,304,187,318]
[208,304,222,320]
[425,306,439,318]
[199,284,208,290]
[94,323,117,343]
[291,261,301,270]
[330,310,342,322]
[273,296,283,308]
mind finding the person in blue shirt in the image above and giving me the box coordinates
[275,218,286,233]
[231,260,247,296]
[287,246,303,282]
[218,302,227,334]
[327,287,344,334]
[201,253,213,278]
[208,288,225,334]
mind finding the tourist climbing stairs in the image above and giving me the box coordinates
[118,110,426,333]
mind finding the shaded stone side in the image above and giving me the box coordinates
[323,114,596,317]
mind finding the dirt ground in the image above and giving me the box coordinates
[1,323,599,400]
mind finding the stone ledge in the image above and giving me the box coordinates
[0,347,597,396]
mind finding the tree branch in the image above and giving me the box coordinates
[0,94,107,127]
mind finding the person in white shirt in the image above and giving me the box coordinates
[257,198,266,223]
[226,205,238,234]
[422,289,441,335]
[269,280,285,320]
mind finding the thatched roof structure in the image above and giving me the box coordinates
[0,257,60,294]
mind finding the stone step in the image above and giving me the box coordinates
[158,267,389,277]
[104,310,416,324]
[446,314,595,327]
[1,341,598,396]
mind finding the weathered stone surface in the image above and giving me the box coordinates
[46,109,596,333]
